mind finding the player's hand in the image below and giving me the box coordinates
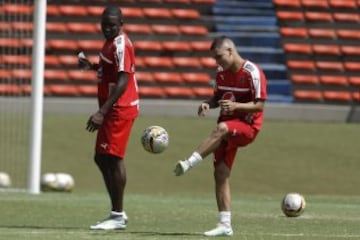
[218,100,235,114]
[198,102,210,116]
[78,58,92,70]
[86,111,104,132]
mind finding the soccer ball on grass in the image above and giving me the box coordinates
[41,172,75,192]
[281,192,306,217]
[0,172,11,188]
[141,125,169,154]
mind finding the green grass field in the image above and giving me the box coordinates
[1,114,360,239]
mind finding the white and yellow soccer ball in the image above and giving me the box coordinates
[281,192,306,217]
[41,172,75,192]
[141,125,169,154]
[0,172,11,188]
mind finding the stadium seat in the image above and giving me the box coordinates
[58,55,79,66]
[280,27,308,38]
[3,4,33,15]
[162,41,191,51]
[179,25,208,35]
[164,0,191,3]
[305,12,333,22]
[0,84,22,95]
[11,22,33,32]
[301,0,329,9]
[47,39,78,51]
[348,76,360,86]
[77,40,103,51]
[2,55,31,66]
[341,46,360,56]
[333,13,360,23]
[47,84,79,96]
[319,75,348,86]
[172,57,201,68]
[312,44,341,56]
[293,90,322,101]
[133,41,163,51]
[124,24,152,34]
[181,72,211,84]
[287,60,316,70]
[11,69,32,80]
[44,69,69,82]
[21,84,32,95]
[163,87,194,98]
[138,86,166,98]
[153,72,183,84]
[67,70,96,82]
[191,0,216,3]
[0,69,13,80]
[45,55,60,66]
[77,85,97,97]
[151,24,180,35]
[87,6,105,16]
[143,8,173,18]
[323,91,352,102]
[58,5,88,16]
[353,92,360,102]
[316,61,344,71]
[337,30,360,40]
[283,43,312,54]
[291,74,319,84]
[170,9,200,19]
[344,62,360,71]
[67,23,97,33]
[47,5,60,16]
[276,11,304,21]
[0,38,21,48]
[46,22,68,33]
[200,57,217,68]
[135,57,146,68]
[21,39,33,48]
[121,7,145,18]
[190,41,212,51]
[135,72,155,84]
[273,0,301,7]
[0,23,11,32]
[308,28,336,39]
[143,57,174,68]
[328,0,357,9]
[192,87,213,98]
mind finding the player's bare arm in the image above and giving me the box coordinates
[218,99,265,113]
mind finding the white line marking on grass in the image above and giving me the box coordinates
[240,232,360,239]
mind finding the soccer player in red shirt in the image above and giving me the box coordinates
[78,6,139,230]
[174,36,267,237]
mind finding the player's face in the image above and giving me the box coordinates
[101,15,120,40]
[212,47,233,70]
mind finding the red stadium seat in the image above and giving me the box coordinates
[190,41,212,51]
[47,39,78,51]
[87,6,105,16]
[283,43,312,54]
[344,62,360,71]
[171,9,200,19]
[2,55,31,66]
[319,75,348,86]
[0,69,13,79]
[316,61,344,71]
[163,87,194,98]
[305,12,333,22]
[287,60,316,70]
[143,57,174,68]
[308,28,336,39]
[192,87,213,98]
[11,22,33,32]
[162,41,191,51]
[77,85,97,97]
[337,30,360,40]
[353,92,360,102]
[0,84,22,95]
[47,84,79,96]
[46,22,68,33]
[0,38,21,48]
[200,57,217,68]
[333,13,360,22]
[121,7,144,18]
[139,86,166,98]
[133,41,163,51]
[273,0,301,7]
[3,4,33,15]
[58,5,88,16]
[172,57,201,68]
[291,74,319,84]
[151,24,180,35]
[58,55,78,66]
[181,72,211,84]
[341,46,360,56]
[124,24,152,34]
[153,72,183,84]
[77,40,103,51]
[67,23,97,33]
[276,11,304,21]
[312,45,341,56]
[45,55,60,66]
[135,72,155,84]
[143,8,173,18]
[44,69,69,82]
[12,69,32,80]
[328,0,357,9]
[323,91,352,102]
[280,27,308,38]
[294,90,322,101]
[348,76,360,86]
[47,5,60,16]
[67,70,97,82]
[179,25,208,35]
[301,0,329,9]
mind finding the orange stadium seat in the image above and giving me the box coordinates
[67,70,96,82]
[283,43,312,54]
[171,9,200,19]
[12,69,32,80]
[191,0,216,3]
[58,55,78,66]
[47,84,79,96]
[153,72,183,84]
[353,92,360,102]
[77,40,103,51]
[164,0,191,3]
[0,38,21,48]
[287,60,316,70]
[135,72,155,84]
[2,55,31,66]
[192,87,213,98]
[312,44,341,56]
[301,0,329,9]
[67,23,97,33]
[273,0,301,7]
[3,4,33,15]
[58,5,88,16]
[151,24,180,35]
[162,41,191,51]
[200,57,217,68]
[323,91,352,102]
[21,39,33,48]
[344,62,360,71]
[280,27,308,38]
[308,28,336,39]
[293,90,322,101]
[46,22,68,33]
[143,8,173,18]
[337,30,360,40]
[181,72,211,84]
[87,6,104,16]
[0,23,11,32]
[11,22,33,32]
[133,41,163,51]
[45,55,60,66]
[316,61,344,71]
[291,74,319,84]
[47,39,78,51]
[77,85,97,97]
[163,87,194,98]
[172,57,201,68]
[190,41,212,51]
[47,5,60,16]
[0,69,13,79]
[138,86,166,98]
[305,12,333,22]
[124,24,152,34]
[44,69,69,82]
[0,84,22,95]
[276,11,304,21]
[319,75,348,86]
[179,25,208,35]
[348,76,360,86]
[341,46,360,56]
[143,57,174,68]
[121,7,144,18]
[21,84,32,95]
[328,0,357,9]
[333,13,360,22]
[135,57,146,68]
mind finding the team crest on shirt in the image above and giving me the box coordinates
[238,76,245,84]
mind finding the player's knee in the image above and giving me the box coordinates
[212,123,228,138]
[214,162,230,181]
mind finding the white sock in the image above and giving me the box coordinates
[219,211,231,227]
[111,211,127,219]
[187,152,202,167]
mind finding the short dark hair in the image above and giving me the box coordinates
[102,6,123,25]
[210,35,229,50]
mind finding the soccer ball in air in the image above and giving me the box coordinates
[281,192,306,217]
[41,172,75,192]
[0,172,11,188]
[141,125,169,154]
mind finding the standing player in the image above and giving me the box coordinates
[174,36,267,237]
[78,6,139,230]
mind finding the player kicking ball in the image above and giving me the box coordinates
[174,36,268,237]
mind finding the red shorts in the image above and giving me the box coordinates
[95,113,135,159]
[214,119,258,169]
